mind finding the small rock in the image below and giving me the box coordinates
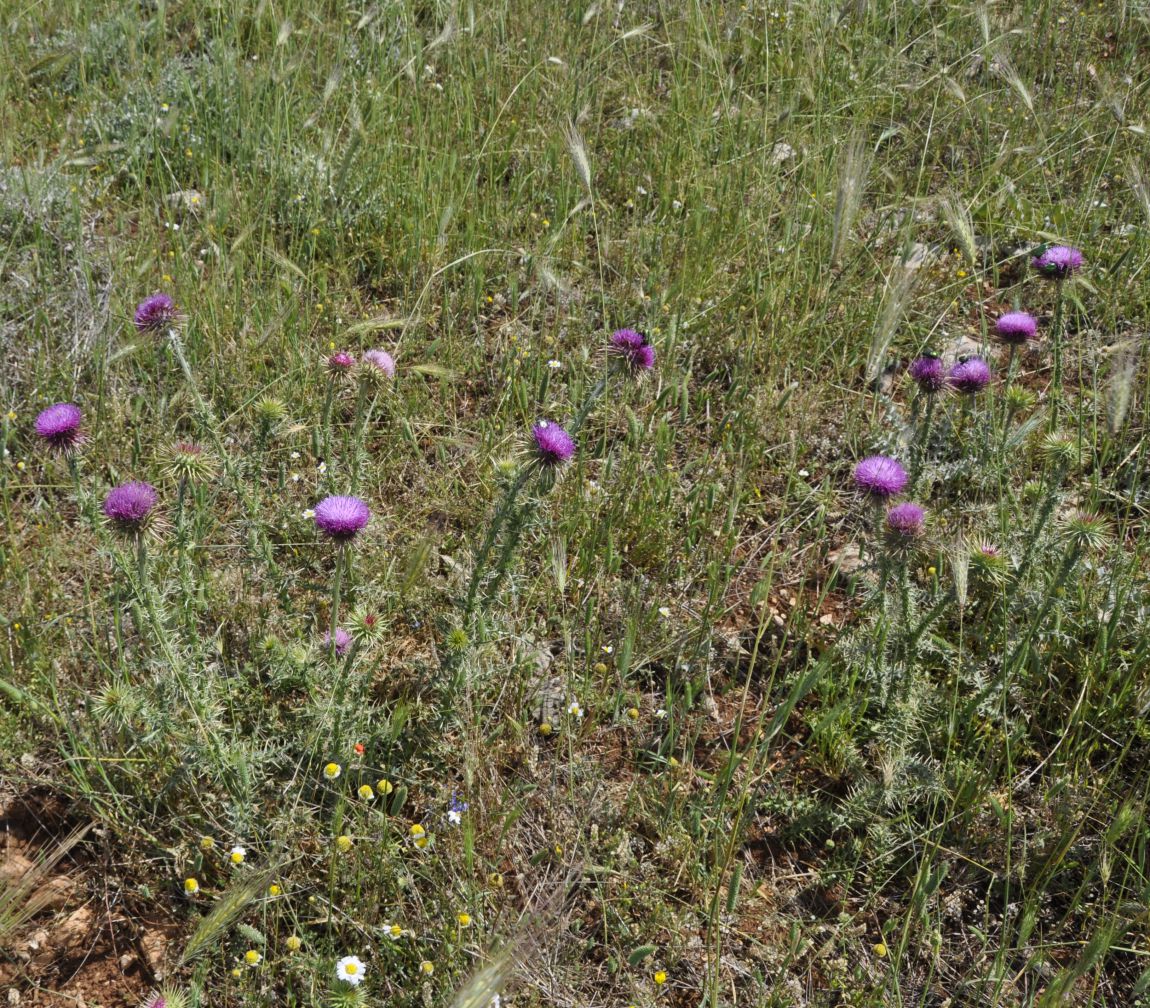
[827,542,864,575]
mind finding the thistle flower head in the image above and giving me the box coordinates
[1039,431,1079,469]
[995,311,1038,345]
[947,356,992,394]
[102,482,158,532]
[327,351,356,374]
[362,349,396,377]
[853,455,908,500]
[134,293,178,333]
[159,441,217,483]
[1061,509,1110,551]
[350,609,384,644]
[531,420,575,466]
[908,355,946,394]
[253,397,287,431]
[314,495,371,542]
[34,402,85,452]
[609,328,656,373]
[970,538,1011,586]
[1032,245,1083,280]
[885,502,925,539]
[138,987,188,1008]
[321,628,351,656]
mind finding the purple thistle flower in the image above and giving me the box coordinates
[103,481,158,532]
[363,349,396,377]
[853,456,908,500]
[531,421,576,466]
[322,628,352,656]
[327,351,356,374]
[1031,245,1083,280]
[886,502,925,539]
[34,402,84,452]
[314,495,371,542]
[609,329,656,372]
[995,311,1038,345]
[948,356,992,394]
[908,356,946,394]
[134,293,178,333]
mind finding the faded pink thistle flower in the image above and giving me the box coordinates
[908,356,946,394]
[322,628,352,655]
[362,349,396,377]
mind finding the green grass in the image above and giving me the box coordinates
[2,1,1150,1006]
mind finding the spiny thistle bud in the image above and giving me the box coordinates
[969,538,1010,587]
[1038,431,1079,469]
[445,627,470,653]
[253,397,287,432]
[1003,384,1036,414]
[350,608,384,644]
[159,441,218,484]
[1060,509,1110,551]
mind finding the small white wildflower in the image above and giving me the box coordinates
[658,606,671,618]
[602,644,614,654]
[229,845,246,864]
[290,473,300,482]
[336,955,366,985]
[317,461,327,474]
[302,509,315,519]
[547,359,562,369]
[567,701,584,719]
[290,451,300,460]
[655,708,668,719]
[798,468,810,477]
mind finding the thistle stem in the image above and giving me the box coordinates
[330,544,345,660]
[1049,279,1066,431]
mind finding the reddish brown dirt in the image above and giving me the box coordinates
[1,792,179,1008]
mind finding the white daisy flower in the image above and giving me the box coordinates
[336,955,366,985]
[567,701,584,719]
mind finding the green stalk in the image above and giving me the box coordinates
[330,544,345,660]
[1049,279,1066,431]
[910,392,936,491]
[464,466,533,618]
